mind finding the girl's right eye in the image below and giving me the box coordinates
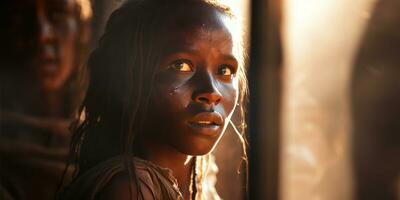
[169,60,194,72]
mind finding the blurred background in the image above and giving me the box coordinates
[0,0,399,200]
[250,0,399,199]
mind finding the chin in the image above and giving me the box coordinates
[186,147,214,156]
[175,134,222,156]
[40,77,67,92]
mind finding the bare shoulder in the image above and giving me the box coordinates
[95,172,155,200]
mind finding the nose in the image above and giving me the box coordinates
[36,11,57,60]
[192,72,222,105]
[194,91,222,105]
[36,3,56,45]
[38,19,55,44]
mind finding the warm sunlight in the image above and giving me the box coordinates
[281,0,377,200]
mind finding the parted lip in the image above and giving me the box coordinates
[188,112,223,126]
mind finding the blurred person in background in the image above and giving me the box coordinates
[352,0,400,199]
[0,0,91,199]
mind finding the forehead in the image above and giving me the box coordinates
[46,0,77,9]
[166,3,229,31]
[161,6,233,54]
[165,26,233,54]
[9,0,77,11]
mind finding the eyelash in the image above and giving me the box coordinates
[168,60,237,77]
[168,60,194,72]
[217,65,236,77]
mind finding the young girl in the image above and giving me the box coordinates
[60,0,247,199]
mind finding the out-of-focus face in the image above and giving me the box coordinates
[5,0,80,91]
[143,8,239,155]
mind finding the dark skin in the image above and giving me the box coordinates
[99,9,238,200]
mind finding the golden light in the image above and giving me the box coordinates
[281,0,377,200]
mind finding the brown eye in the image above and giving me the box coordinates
[218,65,234,76]
[169,60,193,72]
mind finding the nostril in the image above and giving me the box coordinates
[195,95,221,105]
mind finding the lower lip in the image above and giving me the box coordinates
[187,122,221,137]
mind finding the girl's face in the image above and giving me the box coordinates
[144,10,239,155]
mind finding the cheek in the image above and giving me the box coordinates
[221,78,239,117]
[152,73,194,109]
[53,38,76,85]
[60,30,77,58]
[150,82,192,119]
[58,24,79,73]
[59,17,78,56]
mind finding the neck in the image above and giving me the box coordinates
[136,137,193,199]
[24,79,70,118]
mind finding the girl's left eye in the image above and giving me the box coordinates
[218,65,235,76]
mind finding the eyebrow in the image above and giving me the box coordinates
[221,54,239,63]
[47,0,74,12]
[164,49,238,63]
[163,43,196,55]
